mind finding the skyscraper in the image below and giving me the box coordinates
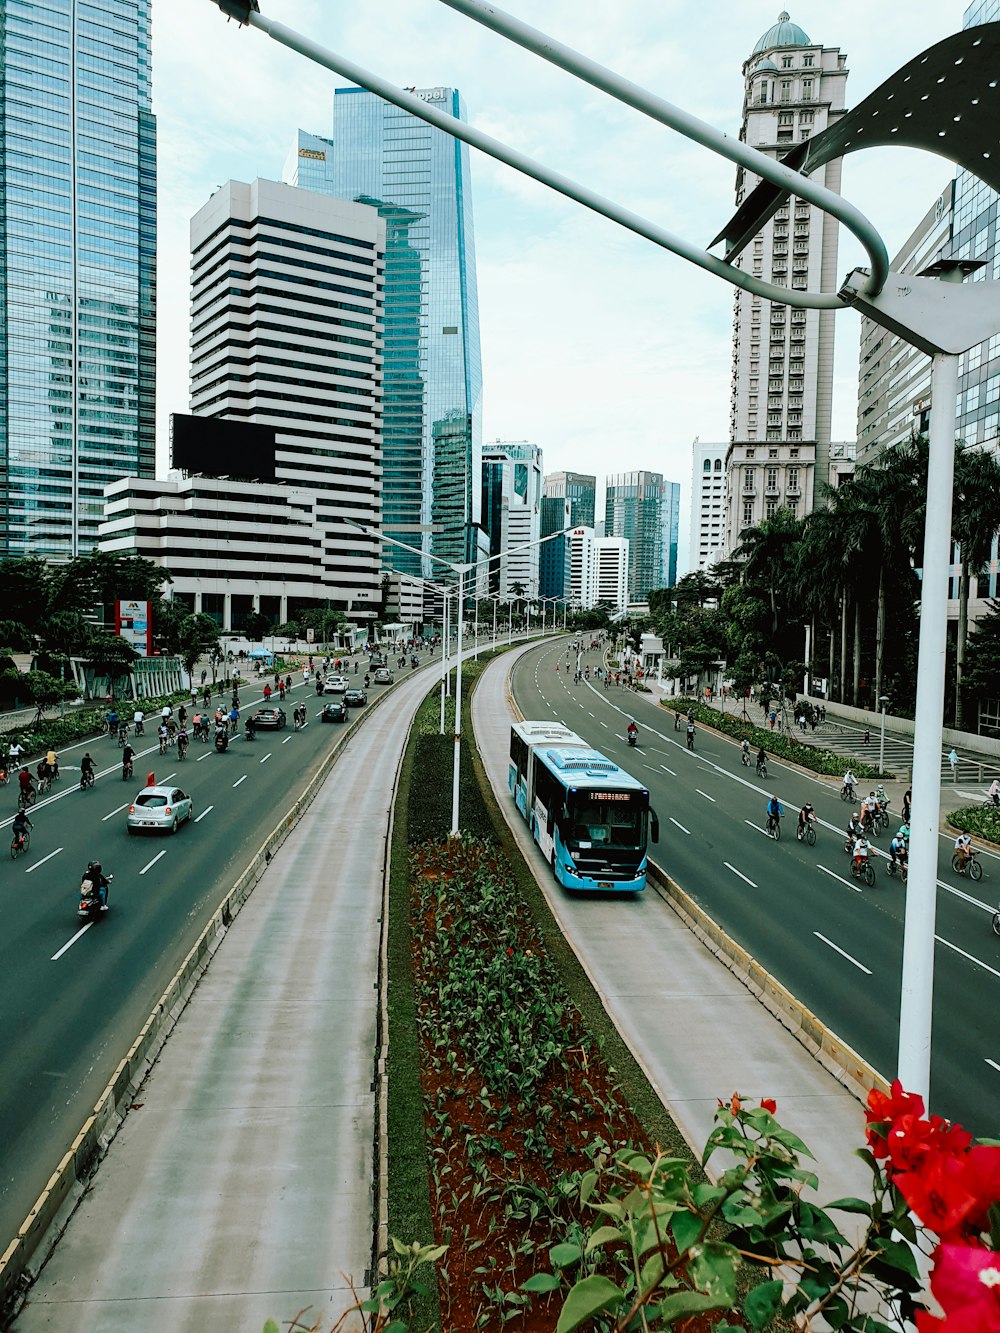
[481,441,543,597]
[0,0,156,558]
[287,84,483,578]
[723,14,848,554]
[539,495,571,600]
[188,179,385,618]
[661,479,681,589]
[605,471,673,602]
[542,471,596,530]
[688,440,727,573]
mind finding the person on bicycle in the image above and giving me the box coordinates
[797,801,815,840]
[11,806,32,850]
[954,832,973,871]
[36,756,51,788]
[756,746,767,776]
[990,778,1000,807]
[18,766,35,801]
[133,707,145,736]
[122,741,136,775]
[845,812,863,849]
[889,830,907,875]
[106,707,119,735]
[177,725,189,759]
[842,769,857,799]
[875,782,889,813]
[245,714,257,741]
[741,738,750,766]
[852,832,871,876]
[263,683,272,703]
[229,705,239,734]
[157,721,169,755]
[861,791,878,832]
[7,739,25,764]
[81,752,95,785]
[766,795,783,835]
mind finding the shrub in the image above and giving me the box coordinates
[947,804,1000,844]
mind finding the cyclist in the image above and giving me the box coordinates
[263,683,272,703]
[7,739,25,764]
[177,703,187,726]
[954,831,973,872]
[36,756,51,790]
[889,829,908,876]
[897,822,910,847]
[122,741,136,780]
[755,746,767,777]
[766,794,783,837]
[157,721,169,755]
[845,811,863,851]
[796,801,815,841]
[133,707,145,736]
[11,806,32,852]
[202,687,211,707]
[278,681,286,700]
[852,831,872,877]
[177,725,189,759]
[861,790,878,832]
[740,738,750,767]
[686,719,695,751]
[245,714,257,741]
[229,705,239,734]
[875,782,889,814]
[80,752,96,786]
[294,703,306,729]
[17,766,35,805]
[106,707,119,736]
[842,769,857,801]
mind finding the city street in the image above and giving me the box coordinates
[510,639,1000,1137]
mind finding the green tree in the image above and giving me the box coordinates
[152,598,195,656]
[961,598,1000,724]
[22,670,77,724]
[85,634,138,700]
[174,613,221,683]
[951,441,1000,727]
[243,610,271,644]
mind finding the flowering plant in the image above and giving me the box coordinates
[535,1087,1000,1332]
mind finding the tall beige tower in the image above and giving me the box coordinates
[723,13,849,554]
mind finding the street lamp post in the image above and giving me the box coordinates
[879,695,889,778]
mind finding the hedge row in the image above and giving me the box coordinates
[664,697,892,780]
[946,804,1000,845]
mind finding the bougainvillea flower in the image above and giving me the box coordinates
[886,1113,973,1174]
[760,1098,777,1114]
[915,1243,1000,1333]
[865,1080,925,1156]
[895,1147,1000,1242]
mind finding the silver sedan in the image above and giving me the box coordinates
[126,785,194,835]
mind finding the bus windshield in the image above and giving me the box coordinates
[565,793,645,851]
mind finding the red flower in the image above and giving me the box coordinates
[865,1079,925,1157]
[915,1243,1000,1333]
[886,1113,973,1174]
[760,1098,777,1114]
[896,1146,1000,1242]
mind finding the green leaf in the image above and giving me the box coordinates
[769,1126,815,1158]
[743,1278,785,1328]
[585,1225,624,1253]
[522,1272,562,1293]
[670,1208,703,1253]
[826,1196,874,1216]
[655,1290,722,1322]
[579,1169,598,1205]
[555,1275,624,1333]
[549,1242,583,1269]
[263,1322,281,1333]
[689,1240,739,1304]
[873,1237,919,1279]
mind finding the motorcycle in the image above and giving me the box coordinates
[79,872,112,921]
[627,731,637,748]
[215,729,229,753]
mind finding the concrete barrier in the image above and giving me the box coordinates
[646,860,888,1103]
[0,684,401,1322]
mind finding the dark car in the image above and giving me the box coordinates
[344,688,368,708]
[253,706,287,730]
[321,700,348,724]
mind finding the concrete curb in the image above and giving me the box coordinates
[0,685,399,1323]
[504,650,889,1111]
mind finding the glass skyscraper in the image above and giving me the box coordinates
[606,471,676,602]
[0,0,156,558]
[287,86,482,579]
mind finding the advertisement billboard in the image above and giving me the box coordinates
[116,599,152,658]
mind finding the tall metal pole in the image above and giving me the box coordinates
[439,591,448,735]
[897,348,959,1104]
[451,569,465,836]
[879,699,887,777]
[492,598,497,645]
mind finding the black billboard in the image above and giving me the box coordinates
[170,414,277,482]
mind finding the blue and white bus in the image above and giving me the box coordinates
[508,720,660,893]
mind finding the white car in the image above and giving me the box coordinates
[323,676,349,694]
[373,667,393,685]
[127,785,194,835]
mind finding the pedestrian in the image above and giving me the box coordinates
[864,727,870,745]
[810,715,817,732]
[902,788,912,822]
[948,747,958,780]
[776,713,783,733]
[674,711,680,731]
[769,711,775,731]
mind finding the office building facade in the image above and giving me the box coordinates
[0,0,156,558]
[286,85,483,578]
[188,178,384,617]
[539,495,571,600]
[724,14,848,553]
[688,440,726,573]
[481,441,543,597]
[605,471,673,602]
[542,470,596,530]
[661,478,681,589]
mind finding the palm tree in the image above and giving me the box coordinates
[952,441,1000,727]
[732,508,803,639]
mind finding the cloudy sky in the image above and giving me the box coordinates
[154,1,967,561]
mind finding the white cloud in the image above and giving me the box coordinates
[153,0,969,522]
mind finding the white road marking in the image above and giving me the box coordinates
[194,805,214,823]
[197,751,211,762]
[815,932,872,974]
[818,865,862,893]
[935,934,1000,979]
[233,775,247,788]
[101,802,130,822]
[696,789,716,803]
[52,923,93,961]
[139,849,167,876]
[669,816,691,835]
[744,819,769,836]
[600,721,608,727]
[642,764,658,772]
[282,735,292,744]
[26,847,63,874]
[660,764,677,776]
[259,753,272,764]
[724,862,757,888]
[987,1058,1000,1073]
[587,711,595,717]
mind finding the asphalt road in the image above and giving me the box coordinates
[0,667,403,1254]
[511,640,1000,1138]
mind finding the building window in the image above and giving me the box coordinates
[803,54,814,67]
[757,81,769,104]
[780,80,791,102]
[802,79,813,99]
[768,448,778,458]
[790,447,799,458]
[781,56,793,68]
[778,111,794,125]
[766,467,778,490]
[788,467,799,491]
[744,467,755,491]
[714,458,722,471]
[743,500,754,527]
[766,499,778,518]
[746,448,755,458]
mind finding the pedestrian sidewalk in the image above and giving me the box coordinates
[10,673,435,1333]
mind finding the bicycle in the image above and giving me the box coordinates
[765,813,781,841]
[177,737,188,761]
[158,735,168,756]
[840,784,856,803]
[36,772,50,795]
[796,821,817,846]
[122,758,134,782]
[952,850,983,881]
[886,857,908,883]
[993,908,1000,937]
[117,726,129,748]
[10,830,29,859]
[686,730,695,752]
[17,787,36,810]
[80,769,95,791]
[851,857,876,887]
[756,760,768,779]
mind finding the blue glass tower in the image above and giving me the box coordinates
[0,0,156,558]
[296,86,482,578]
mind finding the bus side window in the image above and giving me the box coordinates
[649,808,660,844]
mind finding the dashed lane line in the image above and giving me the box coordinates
[817,864,862,893]
[935,933,1000,980]
[101,802,130,822]
[724,861,757,888]
[233,775,247,788]
[25,847,63,874]
[814,932,872,974]
[696,789,716,803]
[139,849,166,876]
[194,805,214,823]
[51,924,93,961]
[669,816,691,835]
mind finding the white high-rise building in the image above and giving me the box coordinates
[688,440,727,573]
[188,180,385,616]
[723,14,849,554]
[482,442,543,598]
[592,537,629,611]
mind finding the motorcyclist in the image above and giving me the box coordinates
[627,721,638,745]
[245,714,257,741]
[215,721,229,750]
[83,860,110,909]
[796,801,815,840]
